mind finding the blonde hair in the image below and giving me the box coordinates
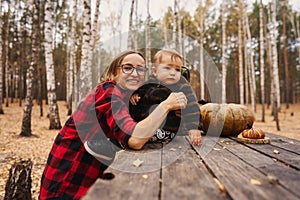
[153,49,184,67]
[101,50,145,81]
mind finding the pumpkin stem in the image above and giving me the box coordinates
[246,124,252,129]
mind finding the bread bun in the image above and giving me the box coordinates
[241,128,265,139]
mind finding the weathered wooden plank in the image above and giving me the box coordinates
[266,132,300,155]
[83,143,162,200]
[161,136,191,168]
[246,143,300,170]
[82,170,161,200]
[161,137,230,200]
[230,133,300,170]
[110,142,163,173]
[219,137,300,198]
[230,136,300,170]
[193,137,299,200]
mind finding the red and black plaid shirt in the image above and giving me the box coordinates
[39,81,137,199]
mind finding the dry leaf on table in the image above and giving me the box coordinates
[132,159,143,167]
[273,150,280,154]
[250,179,261,185]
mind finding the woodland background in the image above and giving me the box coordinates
[0,0,300,199]
[0,0,300,133]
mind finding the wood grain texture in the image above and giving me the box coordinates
[192,138,299,200]
[218,137,300,198]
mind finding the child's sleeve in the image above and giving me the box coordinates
[179,78,203,132]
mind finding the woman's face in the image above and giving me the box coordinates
[116,53,146,91]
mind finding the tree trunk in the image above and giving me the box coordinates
[221,2,227,103]
[91,0,101,86]
[4,8,10,107]
[198,0,205,100]
[66,0,78,115]
[243,2,256,113]
[282,0,290,108]
[134,0,139,50]
[270,1,280,130]
[4,160,33,200]
[35,2,43,117]
[145,0,151,74]
[289,12,300,103]
[238,17,244,105]
[164,15,169,48]
[177,1,183,55]
[127,0,135,49]
[20,0,40,137]
[0,0,4,114]
[259,0,265,122]
[44,1,62,129]
[79,0,93,101]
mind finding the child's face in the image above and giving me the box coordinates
[152,55,182,85]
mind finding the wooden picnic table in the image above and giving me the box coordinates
[83,133,300,200]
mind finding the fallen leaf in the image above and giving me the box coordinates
[132,159,143,167]
[214,178,226,192]
[142,174,148,179]
[250,179,261,185]
[267,175,279,184]
[273,150,280,154]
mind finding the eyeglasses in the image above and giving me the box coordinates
[120,64,148,75]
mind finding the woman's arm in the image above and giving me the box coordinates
[128,92,187,149]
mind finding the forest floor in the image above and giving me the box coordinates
[0,100,299,199]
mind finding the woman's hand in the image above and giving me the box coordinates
[161,92,187,111]
[130,94,140,105]
[188,129,202,146]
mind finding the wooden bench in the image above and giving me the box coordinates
[83,133,300,200]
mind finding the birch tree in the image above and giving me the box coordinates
[90,0,101,86]
[221,2,227,103]
[238,16,244,104]
[66,0,78,115]
[20,0,39,137]
[195,0,205,100]
[0,0,3,114]
[79,0,93,101]
[242,1,256,112]
[145,0,151,71]
[269,1,280,130]
[134,0,139,49]
[259,0,265,122]
[44,1,62,129]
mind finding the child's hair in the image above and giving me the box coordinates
[101,50,145,81]
[153,49,184,67]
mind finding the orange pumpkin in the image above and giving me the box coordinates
[200,103,255,137]
[241,127,265,139]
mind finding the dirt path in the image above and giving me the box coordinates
[0,101,299,199]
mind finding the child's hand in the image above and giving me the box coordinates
[130,94,140,105]
[188,129,202,146]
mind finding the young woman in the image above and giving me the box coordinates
[39,50,187,200]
